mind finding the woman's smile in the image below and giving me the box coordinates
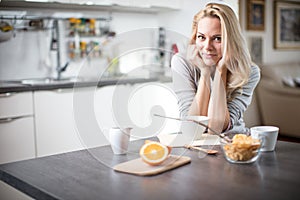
[202,52,217,59]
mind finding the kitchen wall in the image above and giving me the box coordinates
[0,8,160,80]
[159,0,300,64]
[0,0,231,80]
[239,0,300,64]
[1,0,299,81]
[0,29,48,80]
[157,0,239,37]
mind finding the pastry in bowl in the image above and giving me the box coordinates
[221,134,262,164]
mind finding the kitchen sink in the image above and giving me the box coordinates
[1,75,142,87]
[20,77,84,85]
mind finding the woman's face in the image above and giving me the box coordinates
[196,17,222,67]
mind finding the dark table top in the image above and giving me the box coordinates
[0,139,300,200]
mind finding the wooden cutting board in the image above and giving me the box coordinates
[113,155,191,176]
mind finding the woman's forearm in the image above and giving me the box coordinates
[188,72,211,116]
[208,69,230,133]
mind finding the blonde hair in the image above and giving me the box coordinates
[190,3,252,98]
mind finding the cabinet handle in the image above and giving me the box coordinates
[0,92,16,98]
[0,115,32,124]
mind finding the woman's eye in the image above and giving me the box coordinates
[197,35,205,40]
[214,36,222,42]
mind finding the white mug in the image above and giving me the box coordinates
[250,126,279,152]
[109,127,132,155]
[180,116,209,140]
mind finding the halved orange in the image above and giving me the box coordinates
[139,141,171,166]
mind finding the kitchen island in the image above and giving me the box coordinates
[0,75,174,163]
[0,139,299,200]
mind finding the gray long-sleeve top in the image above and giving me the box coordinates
[171,53,261,133]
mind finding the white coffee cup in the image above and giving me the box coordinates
[180,116,209,140]
[250,126,279,152]
[109,127,132,155]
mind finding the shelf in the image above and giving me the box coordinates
[0,1,180,14]
[0,14,110,21]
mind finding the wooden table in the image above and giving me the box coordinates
[0,139,299,200]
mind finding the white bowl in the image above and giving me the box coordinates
[180,116,209,140]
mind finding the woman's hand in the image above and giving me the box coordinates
[216,55,228,74]
[186,45,210,76]
[215,55,228,89]
[186,45,211,116]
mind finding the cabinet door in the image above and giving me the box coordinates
[34,87,109,157]
[0,92,33,118]
[94,82,179,141]
[34,89,84,157]
[94,85,136,137]
[0,117,35,164]
[68,84,139,149]
[94,85,116,135]
[125,82,180,136]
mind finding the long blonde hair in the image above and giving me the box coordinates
[190,3,252,98]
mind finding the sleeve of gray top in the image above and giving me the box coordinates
[171,53,261,129]
[171,53,198,118]
[227,65,261,128]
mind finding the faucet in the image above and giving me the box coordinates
[51,19,69,80]
[56,62,69,80]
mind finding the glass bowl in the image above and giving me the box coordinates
[220,134,263,164]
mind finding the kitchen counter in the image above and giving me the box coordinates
[0,139,299,200]
[0,76,172,93]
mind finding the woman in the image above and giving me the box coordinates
[171,3,260,134]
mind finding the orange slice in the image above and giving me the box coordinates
[139,141,171,166]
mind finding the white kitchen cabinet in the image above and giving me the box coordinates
[0,92,33,119]
[34,84,143,157]
[94,84,139,136]
[0,92,35,164]
[95,82,180,140]
[72,84,140,147]
[35,88,90,157]
[0,117,35,164]
[124,81,180,137]
[34,87,113,157]
[33,81,178,157]
[34,85,136,157]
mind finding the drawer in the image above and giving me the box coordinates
[0,116,36,164]
[0,92,33,119]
